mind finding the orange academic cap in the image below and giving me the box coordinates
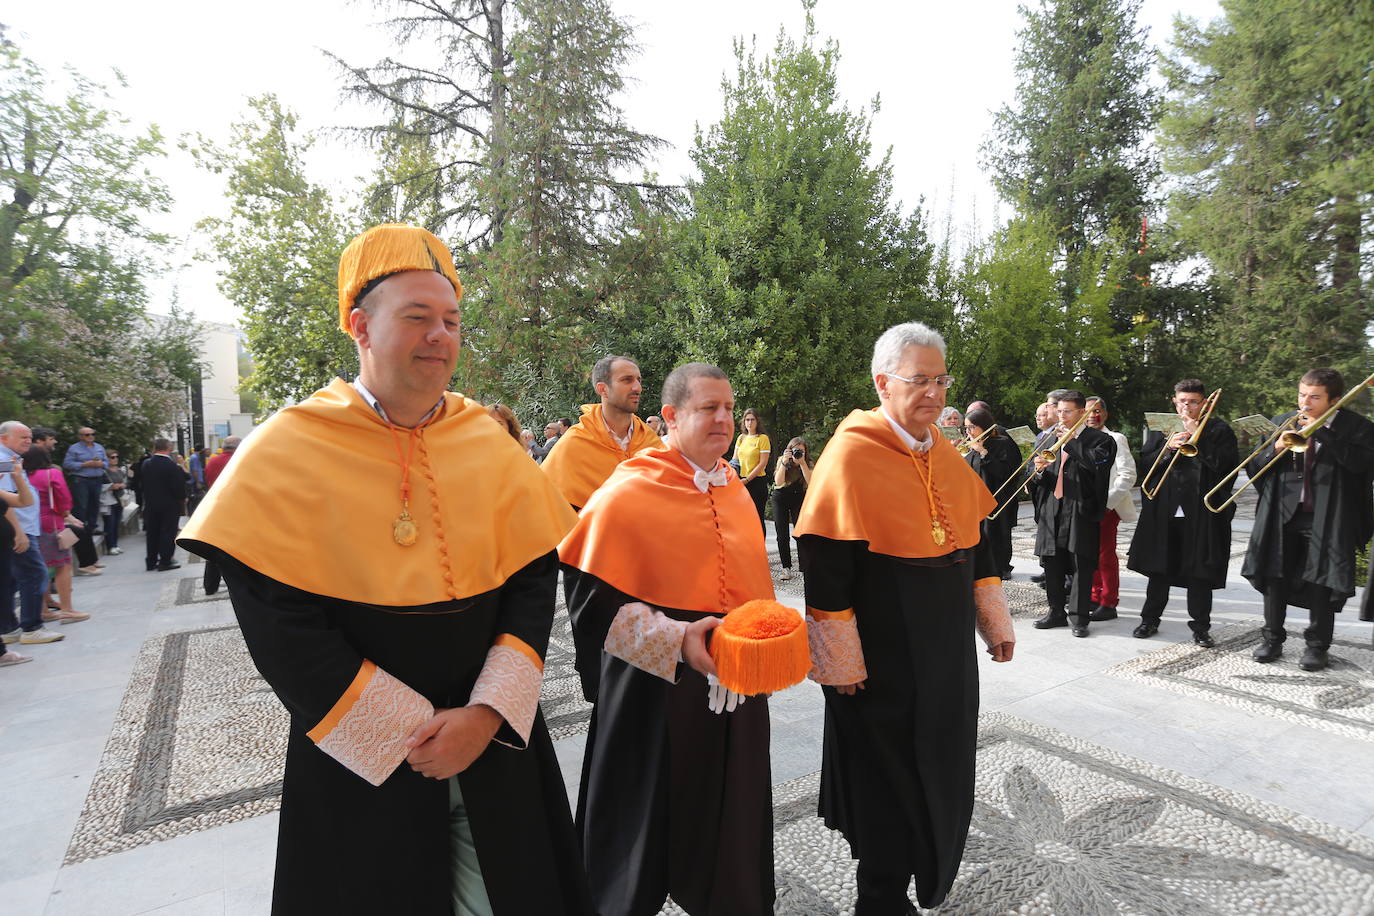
[336,224,463,335]
[709,599,812,695]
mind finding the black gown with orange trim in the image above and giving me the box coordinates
[212,553,589,915]
[177,379,590,916]
[559,447,776,916]
[794,409,999,909]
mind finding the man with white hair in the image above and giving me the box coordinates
[1,421,65,646]
[795,322,1015,913]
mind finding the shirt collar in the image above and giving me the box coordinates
[352,378,443,427]
[604,413,632,451]
[880,408,934,453]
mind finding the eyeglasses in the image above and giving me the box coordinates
[80,433,95,438]
[885,373,955,389]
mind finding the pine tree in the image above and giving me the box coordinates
[1161,0,1372,412]
[337,0,671,419]
[667,7,937,440]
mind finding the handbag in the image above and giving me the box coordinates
[45,470,80,549]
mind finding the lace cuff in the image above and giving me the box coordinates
[468,635,545,749]
[806,607,867,686]
[974,578,1015,650]
[604,601,688,683]
[307,660,435,787]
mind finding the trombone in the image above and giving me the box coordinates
[1203,370,1374,513]
[956,426,994,457]
[1139,388,1222,500]
[987,398,1100,520]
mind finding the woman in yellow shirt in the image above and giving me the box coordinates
[731,408,771,530]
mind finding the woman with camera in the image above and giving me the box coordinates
[772,437,813,580]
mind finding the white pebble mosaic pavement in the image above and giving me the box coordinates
[1105,621,1374,743]
[64,625,286,865]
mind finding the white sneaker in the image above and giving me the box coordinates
[1,628,19,644]
[0,651,33,667]
[19,627,65,644]
[779,568,793,580]
[109,547,124,555]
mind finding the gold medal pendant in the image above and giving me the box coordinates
[393,507,418,547]
[931,521,947,546]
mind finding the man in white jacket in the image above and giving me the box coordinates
[1084,398,1136,621]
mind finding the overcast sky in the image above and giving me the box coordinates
[9,0,1221,325]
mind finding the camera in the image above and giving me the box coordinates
[791,448,804,459]
[0,459,12,473]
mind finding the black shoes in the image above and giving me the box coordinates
[1089,605,1117,622]
[156,563,181,571]
[1299,647,1329,671]
[1192,631,1215,649]
[1071,626,1089,638]
[1252,640,1282,663]
[1033,613,1068,629]
[1133,622,1158,639]
[1030,573,1045,585]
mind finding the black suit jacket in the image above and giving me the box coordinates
[140,454,189,514]
[1031,425,1116,556]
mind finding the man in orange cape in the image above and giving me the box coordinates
[541,353,662,511]
[178,224,590,916]
[794,322,1015,914]
[558,362,777,916]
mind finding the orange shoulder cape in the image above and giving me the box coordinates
[557,447,774,613]
[178,378,577,605]
[794,408,995,558]
[541,403,663,508]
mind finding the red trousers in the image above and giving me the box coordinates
[1090,509,1121,608]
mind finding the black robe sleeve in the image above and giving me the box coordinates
[217,553,368,727]
[565,567,646,703]
[798,533,862,613]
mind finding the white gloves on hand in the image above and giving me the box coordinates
[706,673,747,715]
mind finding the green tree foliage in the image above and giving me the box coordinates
[192,95,356,410]
[981,0,1172,432]
[666,10,936,442]
[1161,0,1373,414]
[0,44,202,448]
[937,212,1133,427]
[985,0,1159,249]
[338,0,672,425]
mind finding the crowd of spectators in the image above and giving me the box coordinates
[1,420,216,668]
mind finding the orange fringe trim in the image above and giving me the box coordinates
[337,224,464,333]
[710,599,811,695]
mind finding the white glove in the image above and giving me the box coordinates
[706,673,747,715]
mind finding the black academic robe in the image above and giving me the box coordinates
[565,569,774,916]
[207,548,591,916]
[966,429,1022,574]
[798,536,998,909]
[1128,420,1239,589]
[1241,409,1374,608]
[1031,426,1115,557]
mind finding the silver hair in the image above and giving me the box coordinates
[0,420,29,437]
[870,322,946,377]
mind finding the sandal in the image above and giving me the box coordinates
[53,610,91,624]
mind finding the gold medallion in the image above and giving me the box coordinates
[393,509,418,547]
[931,521,947,546]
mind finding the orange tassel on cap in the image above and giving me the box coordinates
[709,599,811,695]
[336,224,464,335]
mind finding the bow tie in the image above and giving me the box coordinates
[692,466,729,493]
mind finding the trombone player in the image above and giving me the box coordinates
[1244,368,1374,671]
[1030,391,1116,636]
[962,406,1022,579]
[1127,380,1238,647]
